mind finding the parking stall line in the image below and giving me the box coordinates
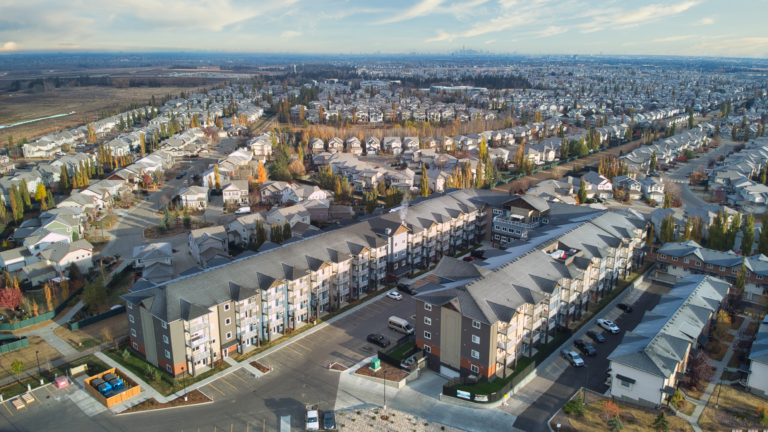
[550,360,565,373]
[231,372,249,385]
[2,402,12,417]
[285,346,304,356]
[293,342,312,351]
[43,386,55,397]
[30,390,42,404]
[302,338,322,346]
[206,384,226,396]
[219,377,237,390]
[367,303,387,311]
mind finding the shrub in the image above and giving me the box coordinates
[563,400,585,417]
[602,400,620,419]
[758,406,768,425]
[670,390,684,409]
[152,368,162,382]
[121,349,131,360]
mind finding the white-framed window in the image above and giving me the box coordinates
[424,331,432,340]
[127,303,133,309]
[493,209,502,215]
[660,254,666,259]
[132,342,138,350]
[165,350,171,359]
[748,272,752,277]
[619,378,633,389]
[129,315,135,323]
[225,318,231,326]
[695,261,701,266]
[424,345,431,353]
[424,303,432,311]
[163,335,169,344]
[758,275,764,280]
[226,331,232,340]
[732,269,738,274]
[224,304,230,311]
[394,263,398,269]
[166,364,172,373]
[471,350,479,359]
[720,266,725,271]
[684,258,689,264]
[707,264,713,269]
[495,225,500,230]
[471,364,479,374]
[672,257,678,261]
[131,329,136,337]
[472,335,480,344]
[494,235,500,240]
[424,317,432,325]
[472,320,481,329]
[161,321,167,329]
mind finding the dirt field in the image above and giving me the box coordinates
[0,336,62,379]
[54,314,128,351]
[0,86,187,143]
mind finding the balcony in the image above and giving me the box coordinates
[333,276,350,285]
[186,335,209,348]
[184,322,206,334]
[496,350,516,365]
[497,339,515,351]
[501,323,518,336]
[493,216,541,229]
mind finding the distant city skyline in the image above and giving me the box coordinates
[0,0,767,58]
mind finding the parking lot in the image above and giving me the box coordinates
[508,281,674,432]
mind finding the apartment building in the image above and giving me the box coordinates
[123,189,496,377]
[655,240,768,300]
[414,207,648,379]
[608,275,729,408]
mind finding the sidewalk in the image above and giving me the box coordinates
[94,351,169,412]
[674,315,750,432]
[13,300,86,359]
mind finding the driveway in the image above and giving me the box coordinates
[506,282,673,432]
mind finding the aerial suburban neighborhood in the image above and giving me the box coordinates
[0,2,766,431]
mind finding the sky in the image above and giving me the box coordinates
[0,0,767,58]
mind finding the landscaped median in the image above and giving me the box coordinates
[0,354,110,400]
[444,262,654,401]
[229,284,396,363]
[103,344,229,397]
[698,384,768,431]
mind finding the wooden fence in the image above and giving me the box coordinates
[84,367,141,408]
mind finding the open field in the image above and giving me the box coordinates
[0,86,187,143]
[0,336,62,380]
[54,314,129,351]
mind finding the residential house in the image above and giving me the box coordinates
[189,226,229,267]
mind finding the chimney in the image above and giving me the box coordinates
[385,228,391,235]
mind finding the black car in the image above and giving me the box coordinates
[396,283,417,295]
[470,249,486,259]
[176,173,184,179]
[140,190,149,196]
[367,334,390,348]
[586,330,606,343]
[323,411,335,430]
[617,303,633,313]
[574,339,597,357]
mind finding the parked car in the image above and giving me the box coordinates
[306,409,319,431]
[367,334,391,348]
[462,256,475,262]
[323,411,335,430]
[617,303,633,313]
[586,330,606,343]
[560,349,585,367]
[140,190,149,196]
[396,283,417,295]
[176,173,184,179]
[574,339,597,357]
[235,206,251,214]
[386,291,403,301]
[597,319,620,333]
[470,249,485,259]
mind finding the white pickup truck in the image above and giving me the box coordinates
[306,408,319,431]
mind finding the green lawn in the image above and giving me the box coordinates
[0,354,110,400]
[104,345,229,396]
[388,342,415,361]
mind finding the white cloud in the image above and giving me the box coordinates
[690,37,768,56]
[579,1,700,33]
[485,39,497,44]
[281,30,303,38]
[692,17,714,25]
[654,35,696,43]
[1,42,18,51]
[377,0,445,24]
[534,26,567,38]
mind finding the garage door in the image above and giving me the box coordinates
[440,366,461,379]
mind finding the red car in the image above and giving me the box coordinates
[462,257,475,262]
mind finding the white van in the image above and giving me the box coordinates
[388,316,414,335]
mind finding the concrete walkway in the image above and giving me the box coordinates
[674,315,750,432]
[93,351,170,413]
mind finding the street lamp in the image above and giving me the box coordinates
[583,364,589,405]
[383,369,387,410]
[183,370,188,401]
[715,377,723,408]
[35,351,40,375]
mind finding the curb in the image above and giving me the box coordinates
[116,398,215,416]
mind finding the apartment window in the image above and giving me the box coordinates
[127,303,133,309]
[132,342,138,350]
[424,317,432,326]
[471,364,479,374]
[166,365,172,373]
[129,315,135,323]
[472,320,481,329]
[225,318,231,326]
[226,331,232,340]
[224,304,230,311]
[424,303,432,311]
[732,269,738,274]
[684,259,689,264]
[720,266,725,271]
[495,225,500,231]
[493,209,502,215]
[542,218,549,224]
[165,350,171,359]
[695,261,701,266]
[660,254,666,259]
[472,335,480,344]
[494,235,500,240]
[424,331,432,340]
[131,329,136,337]
[423,345,431,354]
[161,321,167,329]
[163,335,169,344]
[707,264,713,269]
[619,378,633,389]
[758,275,764,280]
[471,350,480,359]
[672,257,678,261]
[394,263,398,269]
[748,272,752,277]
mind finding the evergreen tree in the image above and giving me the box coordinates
[577,178,588,204]
[9,186,20,223]
[682,217,692,242]
[761,165,767,185]
[34,183,46,202]
[649,151,657,172]
[282,221,291,240]
[709,209,726,251]
[214,164,221,190]
[0,200,6,222]
[759,214,768,256]
[652,411,670,431]
[46,190,55,210]
[420,164,430,197]
[19,180,31,210]
[725,212,742,251]
[742,214,755,256]
[663,192,671,209]
[59,166,69,190]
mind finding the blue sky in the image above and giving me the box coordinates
[0,0,767,57]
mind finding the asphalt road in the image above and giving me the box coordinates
[0,290,417,432]
[509,282,672,432]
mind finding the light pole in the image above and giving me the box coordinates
[383,369,387,410]
[583,364,589,405]
[715,377,723,408]
[35,351,40,375]
[183,370,188,401]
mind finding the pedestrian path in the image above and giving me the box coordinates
[674,314,750,432]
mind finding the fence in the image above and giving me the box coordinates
[0,286,85,331]
[378,335,424,370]
[0,336,29,354]
[83,367,141,408]
[67,306,126,331]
